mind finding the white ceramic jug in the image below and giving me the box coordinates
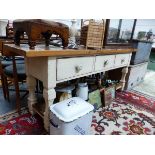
[76,83,88,100]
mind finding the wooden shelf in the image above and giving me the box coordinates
[33,102,45,119]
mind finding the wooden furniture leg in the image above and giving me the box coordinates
[42,57,56,131]
[1,76,7,99]
[27,75,37,114]
[120,67,128,90]
[12,56,21,114]
[25,57,57,131]
[14,30,24,46]
[0,61,7,99]
[42,31,52,46]
[43,88,56,131]
[0,74,7,99]
[3,76,10,101]
[27,32,40,49]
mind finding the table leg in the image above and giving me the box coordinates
[120,67,128,90]
[43,87,56,131]
[25,57,56,131]
[27,75,37,114]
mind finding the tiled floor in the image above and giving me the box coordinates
[132,70,155,98]
[148,52,155,71]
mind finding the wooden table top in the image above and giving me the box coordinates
[3,44,136,58]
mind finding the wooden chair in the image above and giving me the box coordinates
[1,56,27,113]
[0,57,25,100]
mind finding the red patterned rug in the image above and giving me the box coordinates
[91,91,155,135]
[116,91,155,116]
[1,91,155,135]
[91,99,155,135]
[0,108,45,135]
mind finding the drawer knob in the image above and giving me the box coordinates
[75,66,82,73]
[103,60,108,67]
[121,59,125,64]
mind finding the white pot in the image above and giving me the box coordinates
[76,83,88,100]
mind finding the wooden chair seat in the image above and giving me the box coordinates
[1,59,24,68]
[4,63,26,80]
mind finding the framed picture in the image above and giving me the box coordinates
[100,85,115,107]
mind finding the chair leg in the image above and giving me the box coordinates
[3,76,10,101]
[0,74,7,99]
[36,79,39,94]
[15,84,21,114]
[12,56,21,114]
[21,90,29,99]
[0,61,7,99]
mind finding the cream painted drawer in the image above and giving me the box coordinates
[57,57,94,81]
[95,55,115,71]
[114,54,130,67]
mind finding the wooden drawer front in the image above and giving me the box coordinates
[114,54,130,67]
[95,55,115,71]
[57,57,94,81]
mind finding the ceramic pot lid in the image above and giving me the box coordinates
[50,97,94,122]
